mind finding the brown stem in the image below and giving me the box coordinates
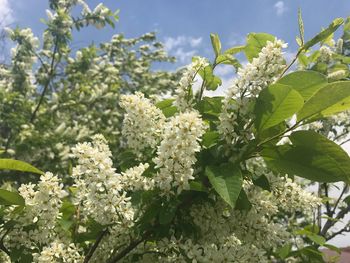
[30,38,59,123]
[323,183,332,217]
[0,228,11,256]
[83,229,108,263]
[106,233,149,263]
[326,225,350,241]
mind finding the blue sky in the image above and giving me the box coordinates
[2,0,350,247]
[3,0,350,67]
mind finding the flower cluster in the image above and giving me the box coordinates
[120,92,166,157]
[247,158,321,214]
[33,240,83,263]
[219,39,287,145]
[1,28,39,94]
[4,173,66,249]
[174,57,209,111]
[153,111,206,194]
[269,176,321,214]
[71,134,135,226]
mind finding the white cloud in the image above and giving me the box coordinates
[163,36,202,51]
[274,1,287,17]
[0,0,13,27]
[173,48,196,64]
[215,64,234,78]
[163,36,203,64]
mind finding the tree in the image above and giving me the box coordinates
[0,0,181,178]
[0,2,350,263]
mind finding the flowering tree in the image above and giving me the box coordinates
[1,3,350,263]
[0,0,181,178]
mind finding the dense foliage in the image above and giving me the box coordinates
[1,1,350,262]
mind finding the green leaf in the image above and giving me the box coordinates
[277,71,328,100]
[255,84,304,132]
[302,18,344,51]
[199,66,222,91]
[235,189,252,211]
[299,246,325,262]
[155,99,175,109]
[0,159,43,174]
[253,175,271,191]
[189,181,208,192]
[205,163,243,208]
[262,130,350,183]
[298,8,305,46]
[210,33,221,57]
[216,54,241,70]
[295,229,326,245]
[196,96,223,120]
[0,189,25,206]
[159,200,179,225]
[202,131,219,149]
[224,45,245,55]
[297,81,350,122]
[245,33,275,62]
[156,98,178,117]
[277,243,292,259]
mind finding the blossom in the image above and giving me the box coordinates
[4,172,66,249]
[121,163,154,191]
[33,240,83,263]
[174,57,209,111]
[71,134,134,225]
[219,39,287,145]
[120,92,166,157]
[153,111,206,194]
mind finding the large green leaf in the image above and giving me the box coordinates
[205,163,243,207]
[277,71,327,100]
[255,84,304,132]
[244,33,275,62]
[302,18,344,51]
[262,130,350,183]
[0,189,25,206]
[297,81,350,121]
[0,159,43,174]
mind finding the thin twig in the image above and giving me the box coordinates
[277,49,303,80]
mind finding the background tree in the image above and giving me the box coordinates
[0,0,181,178]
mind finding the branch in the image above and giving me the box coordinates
[277,49,303,79]
[30,38,60,123]
[323,183,332,217]
[106,232,150,263]
[326,225,350,241]
[83,229,108,263]
[0,228,11,256]
[321,202,350,236]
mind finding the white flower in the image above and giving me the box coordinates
[153,111,206,194]
[219,39,287,145]
[121,163,154,191]
[120,92,165,158]
[174,57,209,111]
[33,240,83,263]
[4,173,66,249]
[71,134,135,226]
